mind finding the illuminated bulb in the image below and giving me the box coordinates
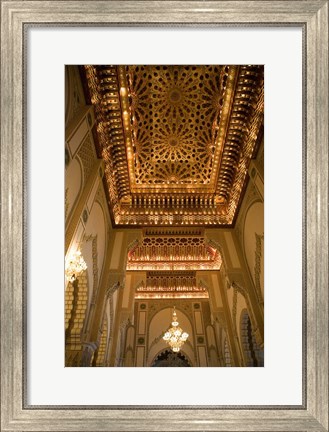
[120,87,127,97]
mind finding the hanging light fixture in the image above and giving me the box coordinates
[65,250,87,283]
[163,307,189,352]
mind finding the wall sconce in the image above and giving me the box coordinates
[65,250,87,283]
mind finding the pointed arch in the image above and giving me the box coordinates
[150,348,193,367]
[240,309,264,366]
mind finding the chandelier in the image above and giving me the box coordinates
[163,308,189,352]
[65,250,87,283]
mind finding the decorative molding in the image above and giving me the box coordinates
[232,286,238,336]
[148,333,164,351]
[232,281,262,347]
[254,233,264,304]
[115,319,130,367]
[143,227,203,237]
[206,237,230,272]
[127,238,139,254]
[245,181,259,207]
[95,183,106,210]
[136,271,208,297]
[257,142,264,179]
[127,234,222,271]
[95,314,108,366]
[65,187,69,220]
[106,280,121,298]
[77,134,96,184]
[223,333,232,367]
[231,281,246,297]
[108,294,114,350]
[84,234,99,304]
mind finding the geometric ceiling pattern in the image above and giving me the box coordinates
[128,65,226,187]
[84,64,264,227]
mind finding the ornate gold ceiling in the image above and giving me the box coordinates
[134,271,209,299]
[84,64,264,227]
[126,228,221,271]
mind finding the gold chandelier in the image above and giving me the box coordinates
[65,250,87,283]
[163,308,189,352]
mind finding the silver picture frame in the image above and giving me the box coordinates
[1,1,328,431]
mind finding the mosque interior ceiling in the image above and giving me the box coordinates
[82,64,264,228]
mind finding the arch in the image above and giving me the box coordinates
[242,200,264,300]
[150,349,192,367]
[65,156,83,221]
[124,348,134,367]
[148,305,194,336]
[147,307,194,365]
[83,201,107,308]
[240,309,264,366]
[231,287,248,351]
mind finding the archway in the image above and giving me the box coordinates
[151,349,191,367]
[240,309,264,366]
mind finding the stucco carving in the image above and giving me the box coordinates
[115,319,130,366]
[77,135,96,183]
[84,234,99,304]
[127,234,222,271]
[65,188,69,220]
[232,281,262,348]
[254,233,264,304]
[232,286,238,336]
[148,333,164,351]
[106,280,121,298]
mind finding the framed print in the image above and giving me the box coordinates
[1,1,328,431]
